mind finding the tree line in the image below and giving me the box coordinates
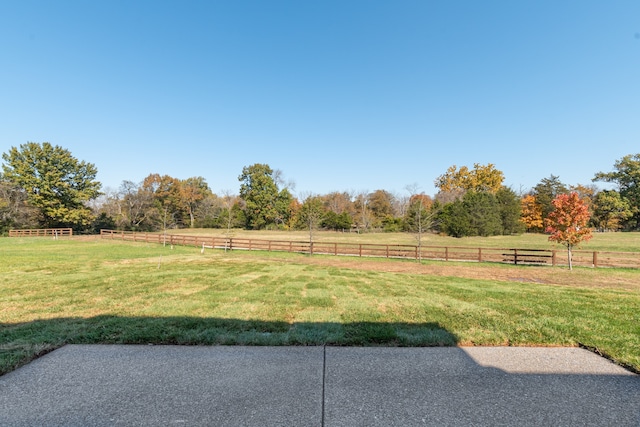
[1,142,639,237]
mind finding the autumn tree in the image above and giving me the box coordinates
[569,184,597,206]
[368,189,396,229]
[321,191,354,231]
[594,153,640,229]
[434,163,504,195]
[520,194,543,232]
[142,174,183,230]
[323,191,354,216]
[1,142,101,229]
[545,192,593,270]
[180,176,212,228]
[353,190,372,231]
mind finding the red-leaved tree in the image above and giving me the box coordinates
[545,192,593,270]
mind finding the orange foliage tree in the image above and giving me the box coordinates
[520,194,543,232]
[545,192,592,270]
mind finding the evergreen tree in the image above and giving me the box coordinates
[463,191,502,237]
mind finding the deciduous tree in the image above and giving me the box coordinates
[591,190,632,231]
[322,191,354,216]
[434,163,504,194]
[297,194,325,248]
[545,192,592,270]
[594,153,640,230]
[238,163,292,230]
[219,189,239,234]
[353,190,372,231]
[180,176,211,228]
[368,189,395,228]
[0,180,39,232]
[1,142,101,229]
[142,174,183,230]
[403,192,435,259]
[520,194,543,232]
[117,180,156,231]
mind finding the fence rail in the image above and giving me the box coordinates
[9,228,73,237]
[99,229,640,269]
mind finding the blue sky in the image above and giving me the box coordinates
[1,1,639,198]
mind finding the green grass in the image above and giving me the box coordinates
[1,237,639,375]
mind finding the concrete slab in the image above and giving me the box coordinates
[324,347,639,426]
[0,345,637,426]
[0,345,324,426]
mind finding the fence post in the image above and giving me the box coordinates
[359,244,362,257]
[334,243,338,255]
[514,249,518,265]
[552,250,557,266]
[593,251,598,268]
[445,247,449,261]
[478,248,482,262]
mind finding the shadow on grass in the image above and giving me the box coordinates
[0,316,458,376]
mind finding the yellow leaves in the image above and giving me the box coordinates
[434,163,504,194]
[520,195,543,231]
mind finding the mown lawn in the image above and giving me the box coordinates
[1,237,638,376]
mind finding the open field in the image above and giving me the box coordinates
[1,236,639,376]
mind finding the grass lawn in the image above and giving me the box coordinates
[1,236,639,376]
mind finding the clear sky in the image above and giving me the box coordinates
[1,1,639,198]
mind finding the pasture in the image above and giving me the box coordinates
[1,233,639,376]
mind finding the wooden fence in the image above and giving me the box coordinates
[9,228,73,238]
[99,229,640,269]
